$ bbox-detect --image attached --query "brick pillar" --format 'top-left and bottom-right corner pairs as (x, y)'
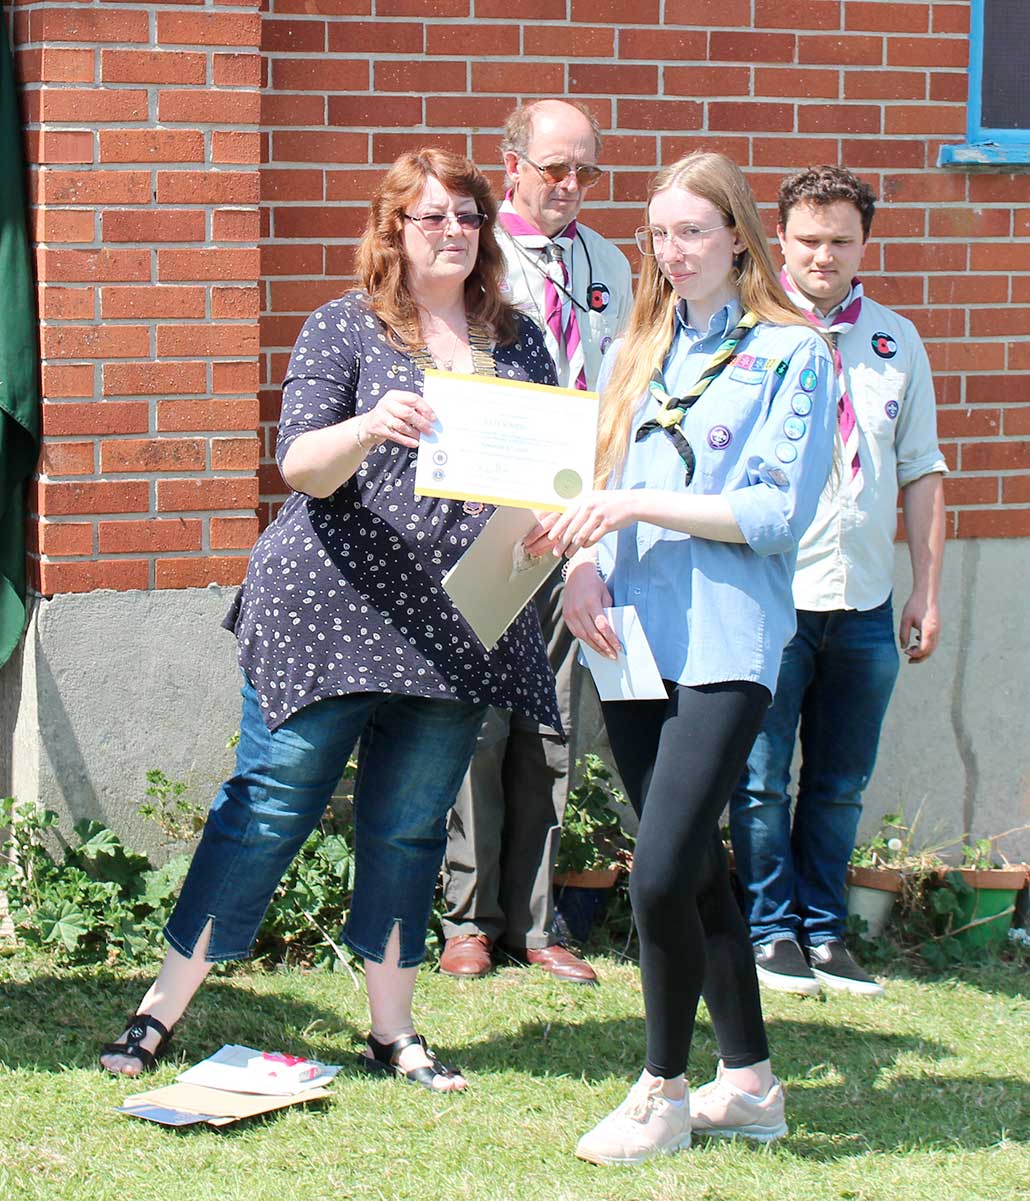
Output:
(15, 0), (263, 594)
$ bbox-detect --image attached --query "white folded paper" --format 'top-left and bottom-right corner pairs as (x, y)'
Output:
(442, 506), (557, 650)
(580, 606), (667, 701)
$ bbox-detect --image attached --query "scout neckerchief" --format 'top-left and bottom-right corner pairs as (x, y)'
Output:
(635, 308), (760, 483)
(498, 199), (588, 391)
(781, 268), (863, 493)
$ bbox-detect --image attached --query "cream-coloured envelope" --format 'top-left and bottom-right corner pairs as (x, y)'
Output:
(442, 506), (557, 650)
(415, 370), (598, 511)
(580, 606), (667, 701)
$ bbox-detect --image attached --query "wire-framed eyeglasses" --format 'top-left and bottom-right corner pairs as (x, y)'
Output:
(635, 223), (728, 256)
(523, 157), (604, 188)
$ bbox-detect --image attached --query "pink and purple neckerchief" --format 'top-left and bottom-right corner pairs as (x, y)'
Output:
(780, 268), (863, 494)
(498, 202), (587, 390)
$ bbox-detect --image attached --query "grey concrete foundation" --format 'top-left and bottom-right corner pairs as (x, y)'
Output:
(867, 536), (1030, 863)
(0, 536), (1028, 864)
(0, 586), (241, 862)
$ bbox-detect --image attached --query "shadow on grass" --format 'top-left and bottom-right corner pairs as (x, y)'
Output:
(460, 1012), (1028, 1155)
(0, 969), (359, 1074)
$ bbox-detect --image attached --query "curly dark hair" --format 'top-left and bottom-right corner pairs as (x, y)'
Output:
(777, 166), (877, 240)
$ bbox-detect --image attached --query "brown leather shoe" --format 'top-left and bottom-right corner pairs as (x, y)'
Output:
(518, 944), (599, 985)
(440, 934), (494, 978)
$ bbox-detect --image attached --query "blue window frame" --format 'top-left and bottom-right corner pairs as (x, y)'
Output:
(939, 0), (1030, 167)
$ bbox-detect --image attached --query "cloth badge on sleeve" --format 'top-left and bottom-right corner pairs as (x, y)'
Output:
(588, 283), (611, 312)
(775, 442), (798, 463)
(885, 399), (899, 419)
(707, 424), (732, 450)
(783, 416), (806, 440)
(872, 331), (897, 359)
(791, 393), (813, 417)
(799, 368), (818, 392)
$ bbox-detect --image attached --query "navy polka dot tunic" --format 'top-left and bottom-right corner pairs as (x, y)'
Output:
(225, 291), (562, 734)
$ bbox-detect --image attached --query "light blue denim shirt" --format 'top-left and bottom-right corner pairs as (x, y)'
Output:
(596, 300), (836, 695)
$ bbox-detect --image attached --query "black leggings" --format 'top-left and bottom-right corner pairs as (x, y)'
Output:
(603, 681), (771, 1079)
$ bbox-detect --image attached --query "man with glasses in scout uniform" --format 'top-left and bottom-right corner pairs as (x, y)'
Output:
(440, 99), (633, 984)
(730, 165), (947, 998)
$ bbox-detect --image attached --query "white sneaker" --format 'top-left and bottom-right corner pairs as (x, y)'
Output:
(689, 1063), (788, 1143)
(576, 1075), (692, 1166)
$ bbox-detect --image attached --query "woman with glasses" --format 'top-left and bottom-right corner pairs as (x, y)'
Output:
(100, 149), (560, 1093)
(530, 151), (837, 1163)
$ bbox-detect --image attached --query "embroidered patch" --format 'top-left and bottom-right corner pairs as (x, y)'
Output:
(783, 416), (807, 441)
(775, 442), (798, 464)
(872, 331), (898, 359)
(707, 424), (732, 450)
(799, 368), (818, 392)
(885, 399), (900, 419)
(791, 393), (813, 417)
(588, 282), (611, 312)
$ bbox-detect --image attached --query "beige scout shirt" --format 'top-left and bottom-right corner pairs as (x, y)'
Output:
(497, 199), (633, 391)
(792, 286), (948, 613)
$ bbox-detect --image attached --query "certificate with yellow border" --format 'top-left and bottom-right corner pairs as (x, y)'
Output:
(414, 370), (599, 511)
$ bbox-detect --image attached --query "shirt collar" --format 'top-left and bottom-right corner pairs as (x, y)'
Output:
(499, 196), (576, 249)
(674, 297), (742, 341)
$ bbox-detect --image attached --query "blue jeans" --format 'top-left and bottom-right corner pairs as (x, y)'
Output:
(165, 677), (487, 968)
(730, 599), (900, 947)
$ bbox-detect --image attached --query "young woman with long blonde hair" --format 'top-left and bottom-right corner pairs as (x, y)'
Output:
(532, 151), (837, 1164)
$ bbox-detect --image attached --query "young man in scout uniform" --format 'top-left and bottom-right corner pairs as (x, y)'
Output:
(731, 165), (947, 997)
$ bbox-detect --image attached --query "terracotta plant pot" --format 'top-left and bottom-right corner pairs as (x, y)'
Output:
(554, 867), (621, 890)
(553, 866), (621, 941)
(846, 866), (904, 937)
(847, 865), (904, 893)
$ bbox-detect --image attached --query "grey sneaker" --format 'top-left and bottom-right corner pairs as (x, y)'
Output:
(754, 938), (822, 996)
(807, 940), (885, 996)
(689, 1063), (788, 1143)
(575, 1075), (692, 1166)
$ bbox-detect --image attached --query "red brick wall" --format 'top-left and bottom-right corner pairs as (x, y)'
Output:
(13, 0), (1030, 595)
(14, 0), (263, 593)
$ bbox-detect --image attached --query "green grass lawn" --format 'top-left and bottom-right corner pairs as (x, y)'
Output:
(0, 951), (1027, 1201)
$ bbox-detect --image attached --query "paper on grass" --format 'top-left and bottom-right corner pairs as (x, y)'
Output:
(119, 1081), (331, 1128)
(176, 1044), (340, 1096)
(442, 506), (557, 650)
(580, 606), (667, 701)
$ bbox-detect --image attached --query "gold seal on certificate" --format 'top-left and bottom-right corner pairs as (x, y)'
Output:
(552, 468), (583, 500)
(414, 370), (598, 511)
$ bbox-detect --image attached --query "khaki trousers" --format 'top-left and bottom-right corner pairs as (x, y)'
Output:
(441, 565), (584, 949)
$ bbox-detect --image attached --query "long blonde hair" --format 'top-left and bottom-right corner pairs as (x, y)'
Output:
(596, 151), (817, 487)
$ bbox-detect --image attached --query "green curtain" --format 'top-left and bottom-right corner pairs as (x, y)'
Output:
(0, 18), (41, 669)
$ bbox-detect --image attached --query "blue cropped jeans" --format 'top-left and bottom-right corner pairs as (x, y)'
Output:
(730, 598), (900, 948)
(165, 676), (486, 968)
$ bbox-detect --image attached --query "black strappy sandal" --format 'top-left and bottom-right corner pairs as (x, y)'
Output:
(359, 1032), (465, 1092)
(100, 1013), (174, 1074)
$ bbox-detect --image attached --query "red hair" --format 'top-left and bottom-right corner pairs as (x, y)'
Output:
(355, 148), (517, 348)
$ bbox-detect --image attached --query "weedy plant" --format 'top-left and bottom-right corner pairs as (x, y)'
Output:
(555, 754), (634, 876)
